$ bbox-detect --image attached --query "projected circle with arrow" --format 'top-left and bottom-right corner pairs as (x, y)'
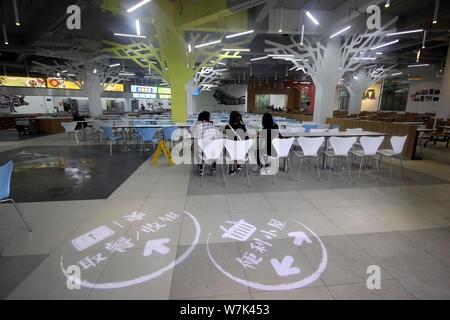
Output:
(60, 211), (200, 289)
(206, 216), (327, 291)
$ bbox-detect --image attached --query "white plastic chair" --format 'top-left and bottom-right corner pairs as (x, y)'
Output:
(377, 136), (407, 178)
(346, 127), (364, 148)
(324, 136), (357, 180)
(198, 139), (225, 186)
(61, 122), (79, 144)
(295, 137), (325, 181)
(224, 139), (254, 187)
(265, 138), (295, 184)
(351, 136), (384, 182)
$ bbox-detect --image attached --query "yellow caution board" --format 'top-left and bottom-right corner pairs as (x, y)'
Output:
(151, 141), (174, 166)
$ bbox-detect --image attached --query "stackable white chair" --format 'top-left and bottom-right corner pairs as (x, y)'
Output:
(61, 122), (79, 144)
(264, 137), (295, 184)
(350, 136), (385, 182)
(377, 135), (408, 178)
(324, 136), (357, 180)
(346, 128), (364, 149)
(295, 137), (325, 181)
(224, 139), (254, 187)
(198, 139), (225, 186)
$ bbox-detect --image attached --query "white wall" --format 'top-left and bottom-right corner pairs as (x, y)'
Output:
(269, 94), (288, 110)
(193, 85), (247, 114)
(406, 79), (442, 114)
(361, 82), (381, 112)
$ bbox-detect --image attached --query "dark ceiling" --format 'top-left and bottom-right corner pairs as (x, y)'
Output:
(0, 0), (449, 82)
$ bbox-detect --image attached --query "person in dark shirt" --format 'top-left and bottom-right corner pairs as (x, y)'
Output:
(255, 113), (281, 172)
(224, 111), (248, 175)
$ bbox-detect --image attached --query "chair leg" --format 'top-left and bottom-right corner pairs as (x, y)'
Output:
(347, 157), (352, 179)
(328, 157), (334, 180)
(358, 157), (364, 183)
(375, 156), (380, 179)
(297, 157), (304, 181)
(246, 162), (251, 187)
(200, 162), (206, 187)
(9, 199), (32, 232)
(400, 155), (405, 178)
(316, 157), (321, 181)
(221, 163), (226, 188)
(75, 132), (79, 144)
(288, 157), (293, 182)
(109, 141), (113, 156)
(389, 157), (394, 177)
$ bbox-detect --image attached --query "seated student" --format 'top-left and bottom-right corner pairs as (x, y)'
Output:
(224, 111), (248, 175)
(192, 111), (221, 176)
(254, 113), (280, 173)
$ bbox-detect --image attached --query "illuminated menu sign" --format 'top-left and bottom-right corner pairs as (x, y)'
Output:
(104, 83), (124, 92)
(0, 76), (46, 88)
(132, 93), (157, 99)
(157, 87), (171, 95)
(47, 78), (82, 90)
(159, 94), (172, 100)
(131, 85), (157, 94)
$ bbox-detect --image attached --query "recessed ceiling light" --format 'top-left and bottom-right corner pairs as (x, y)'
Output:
(127, 0), (151, 13)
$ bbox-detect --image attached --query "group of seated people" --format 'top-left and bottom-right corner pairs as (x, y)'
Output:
(192, 110), (280, 176)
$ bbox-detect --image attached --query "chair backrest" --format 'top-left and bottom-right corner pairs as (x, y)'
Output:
(329, 136), (357, 156)
(162, 126), (178, 141)
(302, 124), (318, 133)
(0, 160), (13, 200)
(346, 128), (363, 134)
(360, 136), (384, 155)
(101, 126), (115, 139)
(298, 137), (325, 156)
(272, 138), (295, 158)
(310, 128), (328, 133)
(137, 128), (158, 141)
(61, 122), (77, 132)
(224, 139), (253, 161)
(391, 135), (407, 155)
(198, 139), (224, 161)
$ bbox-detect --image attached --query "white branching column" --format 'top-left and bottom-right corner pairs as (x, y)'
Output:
(437, 45), (450, 119)
(85, 63), (103, 117)
(265, 18), (397, 123)
(345, 65), (395, 115)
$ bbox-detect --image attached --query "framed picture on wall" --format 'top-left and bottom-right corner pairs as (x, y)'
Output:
(429, 89), (434, 95)
(414, 97), (420, 102)
(433, 97), (439, 102)
(421, 90), (428, 95)
(420, 96), (425, 101)
(425, 96), (433, 101)
(435, 90), (440, 95)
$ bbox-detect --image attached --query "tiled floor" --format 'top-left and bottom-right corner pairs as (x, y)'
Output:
(0, 132), (450, 300)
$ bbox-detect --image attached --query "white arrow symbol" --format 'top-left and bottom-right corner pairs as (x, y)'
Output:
(143, 238), (171, 257)
(288, 231), (312, 247)
(270, 256), (301, 277)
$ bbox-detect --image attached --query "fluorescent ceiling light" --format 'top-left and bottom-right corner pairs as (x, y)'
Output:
(360, 57), (377, 60)
(300, 81), (311, 84)
(188, 44), (192, 52)
(375, 52), (383, 55)
(119, 72), (136, 76)
(353, 76), (359, 80)
(135, 19), (141, 36)
(391, 72), (403, 76)
(433, 0), (439, 24)
(370, 39), (399, 50)
(268, 54), (295, 57)
(195, 40), (221, 48)
(289, 66), (297, 71)
(225, 30), (254, 39)
(407, 64), (430, 67)
(62, 70), (68, 73)
(330, 26), (351, 39)
(386, 29), (423, 36)
(250, 56), (269, 61)
(127, 0), (151, 13)
(305, 11), (319, 25)
(214, 68), (228, 72)
(222, 48), (250, 52)
(114, 33), (146, 38)
(13, 0), (20, 26)
(93, 69), (97, 74)
(385, 0), (390, 8)
(109, 63), (121, 67)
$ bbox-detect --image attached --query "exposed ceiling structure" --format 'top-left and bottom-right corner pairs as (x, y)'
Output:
(0, 0), (449, 85)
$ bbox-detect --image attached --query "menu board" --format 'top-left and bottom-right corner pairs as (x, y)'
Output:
(159, 94), (172, 100)
(131, 85), (157, 94)
(47, 78), (82, 90)
(157, 87), (171, 95)
(132, 93), (157, 99)
(104, 83), (124, 92)
(0, 76), (46, 88)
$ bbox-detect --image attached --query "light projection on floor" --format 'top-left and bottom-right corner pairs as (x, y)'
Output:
(207, 217), (328, 291)
(60, 210), (200, 289)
